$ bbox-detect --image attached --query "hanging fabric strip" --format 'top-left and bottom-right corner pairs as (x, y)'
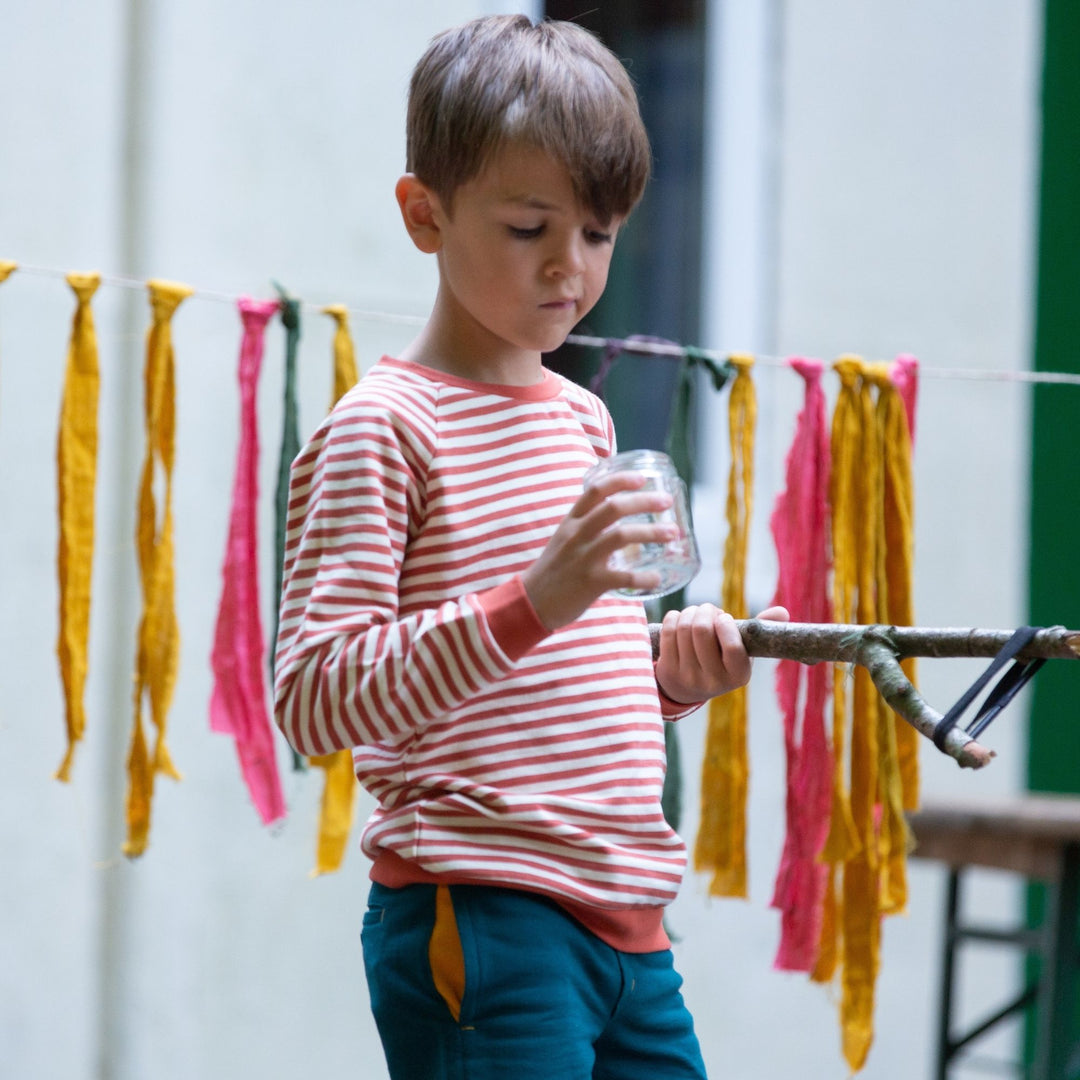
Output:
(590, 334), (687, 400)
(768, 358), (833, 971)
(694, 353), (756, 898)
(588, 338), (628, 398)
(838, 356), (885, 1073)
(124, 279), (193, 857)
(666, 346), (733, 492)
(270, 286), (301, 770)
(888, 354), (920, 809)
(306, 303), (362, 876)
(891, 353), (919, 444)
(322, 303), (359, 408)
(867, 365), (907, 921)
(54, 271), (102, 782)
(0, 262), (15, 402)
(870, 360), (919, 920)
(658, 343), (729, 839)
(812, 357), (863, 987)
(209, 297), (286, 826)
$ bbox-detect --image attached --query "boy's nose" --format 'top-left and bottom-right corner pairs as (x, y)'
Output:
(546, 235), (586, 278)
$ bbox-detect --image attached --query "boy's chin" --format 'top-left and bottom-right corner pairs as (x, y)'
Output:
(532, 325), (578, 355)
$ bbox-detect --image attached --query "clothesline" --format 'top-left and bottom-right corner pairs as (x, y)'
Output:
(7, 258), (1080, 386)
(14, 252), (1036, 1074)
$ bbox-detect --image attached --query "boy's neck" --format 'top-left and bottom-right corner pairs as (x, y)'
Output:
(400, 293), (547, 388)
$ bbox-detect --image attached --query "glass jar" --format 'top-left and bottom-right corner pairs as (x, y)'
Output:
(583, 449), (701, 600)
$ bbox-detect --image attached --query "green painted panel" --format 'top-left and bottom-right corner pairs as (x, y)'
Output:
(1026, 0), (1080, 1069)
(1029, 0), (1080, 795)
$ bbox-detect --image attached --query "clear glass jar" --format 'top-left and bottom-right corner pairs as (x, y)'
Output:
(583, 449), (701, 600)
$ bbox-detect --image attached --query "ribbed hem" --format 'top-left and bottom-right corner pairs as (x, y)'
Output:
(475, 575), (551, 662)
(557, 896), (670, 953)
(370, 851), (670, 954)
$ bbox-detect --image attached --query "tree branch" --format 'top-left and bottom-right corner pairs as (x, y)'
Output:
(649, 621), (1080, 770)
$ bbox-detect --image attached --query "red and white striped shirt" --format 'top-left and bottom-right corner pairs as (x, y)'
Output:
(274, 357), (691, 946)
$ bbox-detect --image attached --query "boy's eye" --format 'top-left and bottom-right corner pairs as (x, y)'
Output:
(508, 225), (544, 239)
(586, 229), (614, 245)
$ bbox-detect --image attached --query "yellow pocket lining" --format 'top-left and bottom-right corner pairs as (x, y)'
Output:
(428, 885), (466, 1022)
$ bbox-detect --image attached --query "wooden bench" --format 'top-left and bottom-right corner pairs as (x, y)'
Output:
(909, 795), (1080, 1079)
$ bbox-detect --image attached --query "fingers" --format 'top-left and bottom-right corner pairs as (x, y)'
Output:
(576, 470), (672, 523)
(754, 604), (790, 623)
(661, 604), (729, 675)
(522, 472), (677, 629)
(574, 472), (678, 587)
(656, 604), (753, 701)
(676, 605), (722, 668)
(713, 609), (751, 686)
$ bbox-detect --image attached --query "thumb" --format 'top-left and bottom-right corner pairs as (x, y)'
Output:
(754, 605), (790, 623)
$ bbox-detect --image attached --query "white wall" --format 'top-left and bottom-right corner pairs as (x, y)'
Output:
(0, 1), (1042, 1078)
(689, 1), (1042, 1077)
(0, 3), (522, 1078)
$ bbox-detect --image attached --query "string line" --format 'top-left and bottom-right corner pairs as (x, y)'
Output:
(7, 260), (1080, 387)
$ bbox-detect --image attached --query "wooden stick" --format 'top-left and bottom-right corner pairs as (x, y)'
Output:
(648, 621), (1080, 771)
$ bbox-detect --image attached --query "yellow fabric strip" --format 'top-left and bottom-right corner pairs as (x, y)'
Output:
(54, 271), (102, 782)
(875, 366), (920, 811)
(819, 357), (918, 1072)
(323, 303), (360, 408)
(0, 261), (16, 283)
(867, 365), (916, 919)
(840, 360), (883, 1073)
(695, 354), (755, 898)
(812, 357), (863, 986)
(124, 279), (193, 858)
(308, 304), (362, 876)
(307, 749), (358, 876)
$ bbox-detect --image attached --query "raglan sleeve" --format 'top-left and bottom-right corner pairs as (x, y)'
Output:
(272, 399), (551, 757)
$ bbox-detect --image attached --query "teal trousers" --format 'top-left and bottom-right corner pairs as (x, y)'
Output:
(361, 881), (708, 1080)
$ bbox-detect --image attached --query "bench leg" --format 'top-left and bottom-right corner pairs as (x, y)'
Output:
(935, 867), (961, 1080)
(1033, 843), (1080, 1080)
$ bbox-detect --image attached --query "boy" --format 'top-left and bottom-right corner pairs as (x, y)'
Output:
(274, 14), (785, 1079)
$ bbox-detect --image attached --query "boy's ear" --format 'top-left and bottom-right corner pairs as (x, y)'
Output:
(395, 174), (443, 254)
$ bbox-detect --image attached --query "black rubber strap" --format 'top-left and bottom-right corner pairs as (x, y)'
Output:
(932, 626), (1046, 751)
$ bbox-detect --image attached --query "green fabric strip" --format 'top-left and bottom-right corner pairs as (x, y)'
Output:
(664, 347), (733, 492)
(659, 348), (734, 835)
(272, 284), (303, 770)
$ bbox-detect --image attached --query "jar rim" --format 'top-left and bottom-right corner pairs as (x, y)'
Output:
(588, 448), (676, 472)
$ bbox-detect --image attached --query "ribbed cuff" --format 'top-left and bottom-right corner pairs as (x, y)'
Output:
(475, 575), (551, 662)
(655, 672), (705, 720)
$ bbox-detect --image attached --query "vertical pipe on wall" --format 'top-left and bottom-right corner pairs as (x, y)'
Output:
(696, 0), (782, 603)
(95, 0), (152, 1076)
(700, 0), (782, 359)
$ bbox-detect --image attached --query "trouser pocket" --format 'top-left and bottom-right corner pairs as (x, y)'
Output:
(428, 884), (467, 1022)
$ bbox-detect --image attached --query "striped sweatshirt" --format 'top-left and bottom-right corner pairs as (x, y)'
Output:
(273, 357), (693, 949)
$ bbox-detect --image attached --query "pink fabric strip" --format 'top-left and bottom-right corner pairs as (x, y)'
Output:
(891, 353), (919, 442)
(209, 297), (286, 825)
(768, 357), (834, 972)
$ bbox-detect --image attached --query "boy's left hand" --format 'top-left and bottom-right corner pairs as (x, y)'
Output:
(654, 603), (789, 705)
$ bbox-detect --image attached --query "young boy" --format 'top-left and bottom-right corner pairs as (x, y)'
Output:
(274, 15), (784, 1079)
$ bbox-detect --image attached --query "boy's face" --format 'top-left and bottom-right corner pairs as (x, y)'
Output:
(429, 143), (622, 367)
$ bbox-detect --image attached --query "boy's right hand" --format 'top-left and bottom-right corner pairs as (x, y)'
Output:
(521, 472), (678, 631)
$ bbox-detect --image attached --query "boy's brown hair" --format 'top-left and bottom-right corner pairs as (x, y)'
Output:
(406, 14), (651, 224)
